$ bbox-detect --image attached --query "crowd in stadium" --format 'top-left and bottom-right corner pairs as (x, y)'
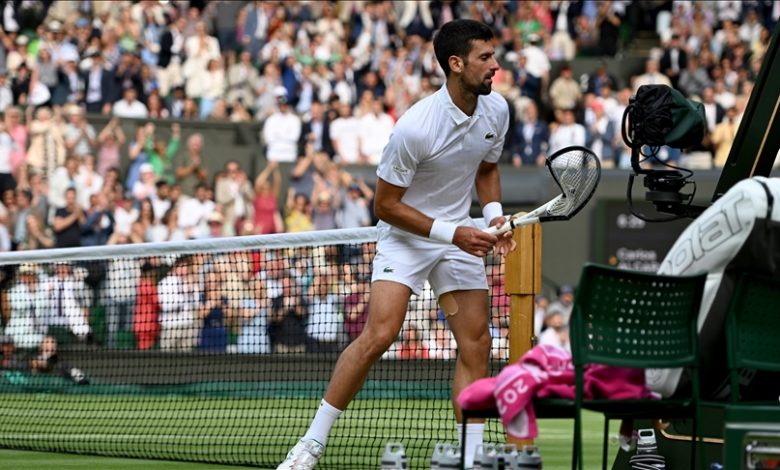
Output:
(0, 0), (777, 354)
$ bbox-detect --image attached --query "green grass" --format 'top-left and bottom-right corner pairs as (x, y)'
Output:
(0, 393), (613, 469)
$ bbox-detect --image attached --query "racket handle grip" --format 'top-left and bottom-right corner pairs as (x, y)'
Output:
(484, 221), (512, 236)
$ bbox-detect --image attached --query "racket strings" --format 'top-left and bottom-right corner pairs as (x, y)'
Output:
(547, 150), (600, 217)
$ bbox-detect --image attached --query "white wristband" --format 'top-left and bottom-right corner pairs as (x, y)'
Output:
(482, 202), (503, 225)
(429, 219), (457, 243)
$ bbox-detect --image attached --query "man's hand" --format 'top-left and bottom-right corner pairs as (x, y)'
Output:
(488, 216), (517, 256)
(452, 226), (499, 258)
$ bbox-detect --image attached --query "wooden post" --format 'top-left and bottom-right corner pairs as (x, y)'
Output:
(503, 223), (542, 447)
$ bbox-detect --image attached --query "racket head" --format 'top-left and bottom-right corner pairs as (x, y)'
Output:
(541, 146), (601, 221)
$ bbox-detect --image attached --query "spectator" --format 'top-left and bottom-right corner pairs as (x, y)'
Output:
(548, 63), (581, 112)
(145, 122), (180, 184)
(632, 58), (672, 93)
(6, 264), (47, 349)
(596, 0), (621, 57)
(75, 155), (104, 209)
(196, 58), (227, 119)
(112, 86), (149, 119)
(587, 62), (619, 95)
(27, 107), (66, 179)
(343, 276), (370, 343)
(95, 118), (126, 177)
(174, 133), (209, 195)
(198, 271), (229, 351)
(226, 50), (259, 108)
(133, 262), (160, 350)
(204, 210), (226, 238)
(16, 213), (54, 251)
(357, 98), (394, 166)
(678, 56), (713, 98)
(151, 181), (171, 225)
(101, 256), (140, 349)
(237, 276), (271, 354)
(251, 160), (283, 235)
(215, 160), (254, 237)
(330, 101), (362, 164)
(268, 277), (307, 353)
(132, 163), (157, 203)
(52, 187), (83, 248)
(80, 192), (113, 246)
(0, 70), (13, 112)
(548, 284), (575, 326)
(177, 183), (214, 239)
(537, 305), (570, 352)
(338, 178), (373, 229)
(660, 34), (688, 89)
(712, 106), (740, 167)
(5, 108), (27, 184)
(158, 256), (199, 351)
(262, 86), (301, 163)
(82, 52), (115, 114)
(511, 101), (549, 167)
(549, 108), (586, 155)
(586, 100), (617, 168)
(113, 193), (138, 237)
(157, 15), (186, 98)
(11, 189), (32, 247)
(299, 100), (332, 155)
(0, 116), (14, 195)
(311, 191), (338, 231)
(43, 263), (91, 343)
(284, 189), (314, 233)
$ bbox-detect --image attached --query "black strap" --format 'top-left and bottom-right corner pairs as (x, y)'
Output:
(755, 179), (775, 221)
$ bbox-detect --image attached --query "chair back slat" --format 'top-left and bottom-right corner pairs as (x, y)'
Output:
(571, 264), (706, 369)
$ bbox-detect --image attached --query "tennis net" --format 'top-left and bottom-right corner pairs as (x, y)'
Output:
(0, 227), (510, 469)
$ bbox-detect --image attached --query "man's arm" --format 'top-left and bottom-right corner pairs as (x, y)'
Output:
(374, 178), (497, 257)
(475, 161), (515, 256)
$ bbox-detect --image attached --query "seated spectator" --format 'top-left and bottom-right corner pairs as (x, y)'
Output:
(548, 64), (581, 111)
(0, 335), (23, 371)
(80, 192), (114, 246)
(537, 305), (570, 352)
(75, 155), (104, 209)
(6, 264), (47, 349)
(132, 163), (158, 202)
(357, 98), (394, 165)
(549, 108), (586, 155)
(337, 178), (373, 228)
(113, 86), (149, 119)
(198, 272), (229, 352)
(158, 256), (200, 351)
(268, 277), (307, 354)
(511, 101), (549, 167)
(585, 100), (617, 168)
(43, 263), (91, 344)
(305, 266), (342, 353)
(27, 107), (66, 178)
(237, 277), (271, 354)
(64, 106), (96, 159)
(632, 58), (671, 93)
(134, 262), (160, 350)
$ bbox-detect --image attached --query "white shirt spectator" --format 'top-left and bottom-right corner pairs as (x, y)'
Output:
(113, 98), (149, 119)
(177, 197), (215, 236)
(0, 81), (12, 112)
(0, 130), (12, 174)
(113, 203), (138, 236)
(6, 277), (47, 348)
(522, 44), (551, 79)
(262, 108), (301, 163)
(358, 109), (394, 165)
(330, 114), (361, 164)
(549, 122), (586, 155)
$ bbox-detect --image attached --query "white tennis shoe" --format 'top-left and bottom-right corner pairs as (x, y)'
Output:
(276, 438), (325, 470)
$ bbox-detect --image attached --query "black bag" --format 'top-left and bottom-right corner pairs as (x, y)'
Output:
(630, 85), (706, 149)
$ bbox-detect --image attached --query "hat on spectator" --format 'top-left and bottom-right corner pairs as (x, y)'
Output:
(207, 211), (224, 224)
(15, 35), (28, 46)
(47, 20), (63, 32)
(273, 86), (288, 103)
(527, 33), (541, 44)
(590, 100), (605, 113)
(139, 163), (154, 174)
(76, 18), (90, 29)
(545, 304), (565, 319)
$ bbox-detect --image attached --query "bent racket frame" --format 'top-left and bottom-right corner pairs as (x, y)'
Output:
(486, 146), (601, 235)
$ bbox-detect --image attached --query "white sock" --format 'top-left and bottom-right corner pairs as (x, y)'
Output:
(457, 423), (485, 468)
(303, 399), (343, 446)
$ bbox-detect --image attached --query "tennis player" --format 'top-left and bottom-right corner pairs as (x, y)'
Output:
(278, 19), (513, 469)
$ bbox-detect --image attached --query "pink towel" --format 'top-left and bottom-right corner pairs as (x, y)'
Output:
(457, 345), (653, 439)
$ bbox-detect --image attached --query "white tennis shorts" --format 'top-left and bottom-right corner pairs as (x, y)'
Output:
(371, 226), (488, 296)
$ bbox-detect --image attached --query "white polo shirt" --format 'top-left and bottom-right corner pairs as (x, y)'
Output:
(376, 85), (509, 236)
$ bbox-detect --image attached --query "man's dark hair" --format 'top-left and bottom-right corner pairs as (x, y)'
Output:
(433, 20), (494, 77)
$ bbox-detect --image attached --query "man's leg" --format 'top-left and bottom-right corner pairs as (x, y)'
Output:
(445, 289), (492, 467)
(278, 281), (411, 469)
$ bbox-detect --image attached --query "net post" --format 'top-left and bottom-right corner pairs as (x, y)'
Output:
(504, 223), (542, 447)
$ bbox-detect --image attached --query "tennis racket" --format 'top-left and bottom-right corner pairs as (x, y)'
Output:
(485, 146), (601, 236)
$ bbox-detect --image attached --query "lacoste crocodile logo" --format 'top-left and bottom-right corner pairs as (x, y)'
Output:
(484, 132), (496, 140)
(383, 267), (394, 273)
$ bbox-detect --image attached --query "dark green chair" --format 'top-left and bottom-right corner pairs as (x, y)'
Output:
(460, 263), (707, 470)
(725, 273), (780, 403)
